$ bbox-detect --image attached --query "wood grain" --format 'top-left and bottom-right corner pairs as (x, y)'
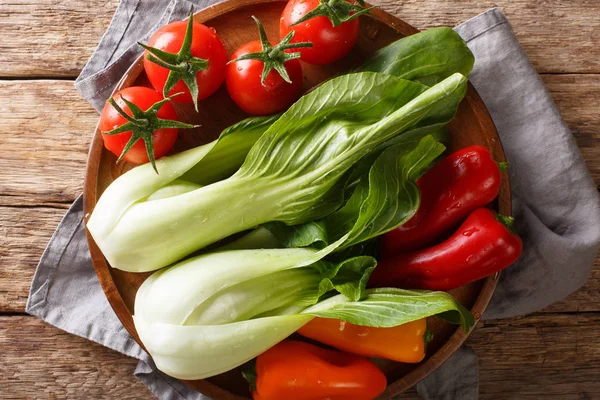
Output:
(0, 206), (66, 313)
(541, 74), (600, 189)
(0, 316), (150, 399)
(373, 0), (600, 75)
(473, 313), (600, 399)
(0, 0), (118, 77)
(2, 314), (599, 399)
(0, 80), (95, 207)
(2, 0), (600, 77)
(2, 204), (599, 315)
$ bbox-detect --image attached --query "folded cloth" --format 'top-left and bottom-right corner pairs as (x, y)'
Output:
(27, 2), (600, 399)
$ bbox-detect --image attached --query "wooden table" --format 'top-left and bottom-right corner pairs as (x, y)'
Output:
(0, 1), (598, 398)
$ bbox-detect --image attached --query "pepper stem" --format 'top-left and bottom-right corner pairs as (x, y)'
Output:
(229, 16), (312, 86)
(291, 0), (373, 28)
(497, 161), (509, 173)
(424, 329), (434, 347)
(138, 12), (209, 112)
(242, 360), (257, 392)
(102, 92), (199, 174)
(494, 211), (517, 235)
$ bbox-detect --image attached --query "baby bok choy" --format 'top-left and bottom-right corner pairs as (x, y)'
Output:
(133, 247), (474, 380)
(88, 72), (468, 272)
(133, 136), (474, 380)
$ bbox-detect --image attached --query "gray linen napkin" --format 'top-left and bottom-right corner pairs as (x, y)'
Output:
(27, 2), (600, 399)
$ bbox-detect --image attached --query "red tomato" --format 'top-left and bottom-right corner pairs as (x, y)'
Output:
(280, 0), (360, 65)
(99, 87), (178, 165)
(144, 20), (227, 104)
(226, 40), (304, 115)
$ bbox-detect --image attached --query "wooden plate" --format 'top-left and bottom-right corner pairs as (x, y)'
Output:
(84, 0), (510, 398)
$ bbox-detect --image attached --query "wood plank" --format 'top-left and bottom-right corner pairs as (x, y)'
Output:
(2, 314), (598, 399)
(0, 80), (95, 206)
(1, 1), (600, 77)
(0, 206), (66, 313)
(0, 316), (149, 399)
(472, 313), (600, 399)
(0, 0), (118, 77)
(541, 74), (600, 188)
(2, 201), (598, 314)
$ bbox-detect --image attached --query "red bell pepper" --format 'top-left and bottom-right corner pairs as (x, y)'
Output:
(370, 208), (523, 291)
(250, 340), (387, 400)
(380, 145), (506, 256)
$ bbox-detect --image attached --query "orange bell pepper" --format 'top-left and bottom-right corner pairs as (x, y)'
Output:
(252, 340), (386, 400)
(297, 317), (428, 363)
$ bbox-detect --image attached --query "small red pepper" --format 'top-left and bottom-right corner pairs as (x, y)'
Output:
(251, 340), (387, 400)
(380, 145), (506, 256)
(370, 208), (523, 291)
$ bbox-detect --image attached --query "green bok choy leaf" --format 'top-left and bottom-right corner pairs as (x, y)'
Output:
(264, 135), (446, 252)
(358, 26), (474, 86)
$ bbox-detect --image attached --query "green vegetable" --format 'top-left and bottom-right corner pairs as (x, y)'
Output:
(86, 114), (276, 268)
(303, 288), (474, 329)
(133, 248), (474, 380)
(264, 135), (446, 252)
(359, 27), (474, 86)
(88, 72), (467, 272)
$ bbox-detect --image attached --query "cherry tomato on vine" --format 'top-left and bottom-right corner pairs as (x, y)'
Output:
(226, 16), (311, 115)
(140, 12), (227, 111)
(280, 0), (371, 65)
(99, 86), (196, 172)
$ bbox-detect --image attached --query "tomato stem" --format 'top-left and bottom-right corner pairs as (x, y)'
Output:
(102, 93), (199, 174)
(291, 0), (372, 28)
(229, 16), (312, 86)
(137, 12), (209, 112)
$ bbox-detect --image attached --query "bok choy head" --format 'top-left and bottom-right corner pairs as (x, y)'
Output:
(133, 136), (474, 380)
(88, 72), (468, 272)
(134, 247), (474, 380)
